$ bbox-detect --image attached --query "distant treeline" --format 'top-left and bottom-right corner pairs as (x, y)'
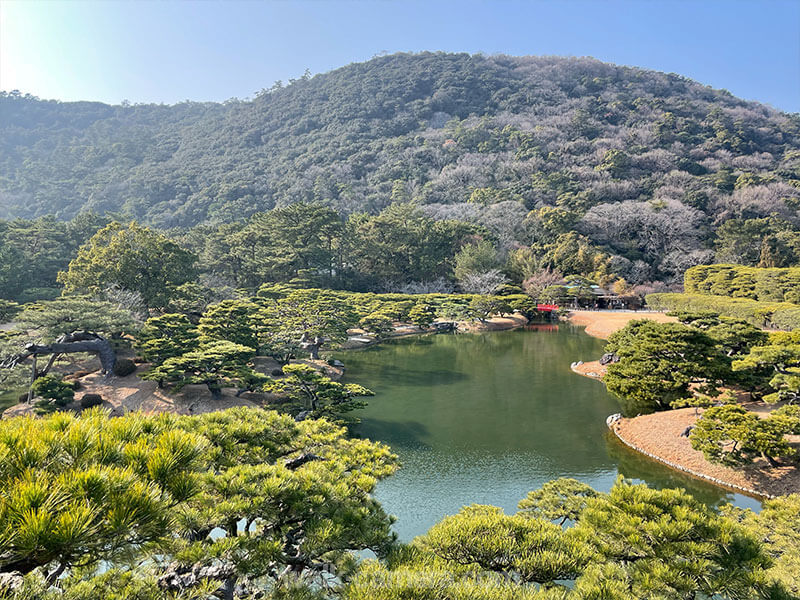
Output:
(0, 203), (651, 305)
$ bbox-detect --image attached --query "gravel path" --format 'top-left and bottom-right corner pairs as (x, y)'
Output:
(568, 310), (677, 339)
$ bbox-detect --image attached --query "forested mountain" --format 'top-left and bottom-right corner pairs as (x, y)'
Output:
(2, 52), (800, 287)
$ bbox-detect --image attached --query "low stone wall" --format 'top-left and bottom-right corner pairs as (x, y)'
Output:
(606, 414), (774, 500)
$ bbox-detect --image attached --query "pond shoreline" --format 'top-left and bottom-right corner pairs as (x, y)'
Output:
(342, 313), (530, 350)
(607, 415), (773, 499)
(566, 310), (798, 499)
(607, 410), (800, 498)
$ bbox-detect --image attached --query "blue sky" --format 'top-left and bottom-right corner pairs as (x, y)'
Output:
(1, 0), (798, 112)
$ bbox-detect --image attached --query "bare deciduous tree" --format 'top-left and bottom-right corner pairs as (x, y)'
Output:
(459, 270), (508, 294)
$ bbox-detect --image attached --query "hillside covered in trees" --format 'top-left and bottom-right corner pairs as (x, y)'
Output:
(2, 52), (800, 288)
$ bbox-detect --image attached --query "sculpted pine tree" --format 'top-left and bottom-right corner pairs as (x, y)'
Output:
(574, 479), (773, 597)
(468, 295), (511, 322)
(16, 297), (139, 341)
(4, 299), (137, 392)
(725, 494), (800, 597)
(0, 409), (208, 587)
(345, 478), (785, 600)
(258, 290), (359, 361)
(517, 477), (599, 525)
(358, 312), (394, 337)
(160, 408), (398, 600)
(733, 331), (800, 404)
(197, 299), (263, 351)
(766, 369), (800, 405)
(604, 321), (732, 412)
(670, 391), (736, 416)
(422, 505), (592, 585)
(346, 562), (543, 600)
(672, 311), (767, 356)
(142, 341), (256, 399)
(136, 313), (200, 366)
(690, 404), (798, 467)
(407, 302), (436, 328)
(265, 363), (372, 418)
(0, 407), (399, 599)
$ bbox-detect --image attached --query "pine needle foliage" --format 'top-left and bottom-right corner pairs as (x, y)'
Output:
(0, 407), (399, 598)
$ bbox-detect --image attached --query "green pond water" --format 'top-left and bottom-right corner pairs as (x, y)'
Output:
(344, 324), (761, 541)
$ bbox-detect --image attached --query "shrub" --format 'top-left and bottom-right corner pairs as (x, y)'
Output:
(358, 312), (395, 336)
(80, 393), (104, 408)
(30, 374), (76, 406)
(408, 302), (436, 328)
(113, 358), (137, 377)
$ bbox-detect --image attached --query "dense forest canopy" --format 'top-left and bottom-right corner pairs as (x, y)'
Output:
(2, 52), (800, 290)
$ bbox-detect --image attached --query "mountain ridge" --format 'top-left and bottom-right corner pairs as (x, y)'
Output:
(1, 53), (798, 280)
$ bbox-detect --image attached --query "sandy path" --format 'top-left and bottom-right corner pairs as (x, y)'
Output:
(611, 408), (800, 497)
(2, 356), (347, 419)
(567, 310), (677, 339)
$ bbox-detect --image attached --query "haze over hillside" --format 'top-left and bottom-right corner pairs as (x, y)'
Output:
(2, 52), (799, 282)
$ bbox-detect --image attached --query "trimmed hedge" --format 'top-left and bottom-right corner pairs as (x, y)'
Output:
(646, 293), (800, 330)
(684, 264), (800, 303)
(255, 284), (545, 322)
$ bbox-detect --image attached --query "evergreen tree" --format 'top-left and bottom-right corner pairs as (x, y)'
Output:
(0, 407), (398, 598)
(0, 409), (208, 585)
(16, 297), (140, 341)
(197, 299), (263, 351)
(517, 478), (599, 525)
(258, 290), (359, 361)
(142, 341), (256, 399)
(58, 222), (197, 309)
(690, 404), (798, 467)
(264, 363), (373, 418)
(136, 313), (200, 366)
(604, 321), (732, 412)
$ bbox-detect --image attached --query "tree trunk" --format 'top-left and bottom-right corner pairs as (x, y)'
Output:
(762, 452), (781, 468)
(219, 576), (236, 600)
(207, 382), (222, 400)
(45, 561), (67, 586)
(41, 352), (61, 377)
(307, 343), (321, 360)
(299, 333), (323, 359)
(27, 355), (37, 403)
